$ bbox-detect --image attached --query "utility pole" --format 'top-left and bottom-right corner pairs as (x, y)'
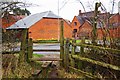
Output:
(111, 0), (115, 14)
(118, 1), (120, 14)
(92, 2), (101, 45)
(58, 0), (60, 41)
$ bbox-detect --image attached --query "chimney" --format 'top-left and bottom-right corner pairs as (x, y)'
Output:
(79, 10), (82, 16)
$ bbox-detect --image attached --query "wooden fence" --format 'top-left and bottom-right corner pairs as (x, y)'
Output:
(63, 38), (120, 79)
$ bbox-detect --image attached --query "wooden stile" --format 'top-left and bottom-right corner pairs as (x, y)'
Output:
(60, 20), (64, 66)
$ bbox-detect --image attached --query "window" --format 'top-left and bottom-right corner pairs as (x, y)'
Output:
(97, 22), (103, 28)
(73, 29), (77, 33)
(74, 22), (77, 26)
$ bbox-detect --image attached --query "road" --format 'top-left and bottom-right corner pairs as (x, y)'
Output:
(13, 43), (81, 55)
(33, 43), (60, 55)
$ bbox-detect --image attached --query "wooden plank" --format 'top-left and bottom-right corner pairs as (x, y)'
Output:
(72, 55), (120, 71)
(32, 62), (52, 77)
(30, 57), (62, 61)
(41, 62), (52, 68)
(33, 49), (60, 52)
(2, 51), (19, 54)
(41, 62), (52, 78)
(32, 70), (42, 76)
(73, 43), (120, 54)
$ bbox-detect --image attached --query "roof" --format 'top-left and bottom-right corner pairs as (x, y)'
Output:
(76, 16), (90, 25)
(7, 11), (62, 29)
(79, 11), (94, 17)
(64, 19), (71, 24)
(76, 16), (85, 25)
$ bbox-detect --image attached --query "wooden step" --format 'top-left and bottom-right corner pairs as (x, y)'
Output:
(41, 62), (52, 68)
(32, 62), (52, 77)
(32, 70), (42, 77)
(30, 57), (62, 61)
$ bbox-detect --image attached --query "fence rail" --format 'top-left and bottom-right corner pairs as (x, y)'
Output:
(72, 54), (120, 71)
(72, 43), (120, 54)
(33, 49), (60, 52)
(69, 66), (98, 78)
(2, 51), (19, 54)
(63, 38), (120, 78)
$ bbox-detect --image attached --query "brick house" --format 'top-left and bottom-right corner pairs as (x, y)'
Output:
(71, 15), (90, 38)
(7, 11), (72, 40)
(71, 10), (93, 39)
(97, 13), (120, 39)
(77, 20), (92, 39)
(109, 13), (120, 38)
(71, 10), (120, 39)
(71, 16), (81, 38)
(1, 12), (25, 29)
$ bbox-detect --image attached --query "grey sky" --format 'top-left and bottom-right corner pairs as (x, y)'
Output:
(26, 0), (119, 21)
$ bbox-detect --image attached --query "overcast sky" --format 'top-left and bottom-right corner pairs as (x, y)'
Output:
(25, 0), (119, 21)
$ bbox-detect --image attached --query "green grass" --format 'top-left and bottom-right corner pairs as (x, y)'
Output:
(66, 39), (81, 44)
(76, 40), (81, 43)
(68, 39), (92, 44)
(33, 40), (59, 43)
(33, 53), (44, 58)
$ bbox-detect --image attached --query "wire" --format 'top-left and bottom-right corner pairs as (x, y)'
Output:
(77, 0), (86, 13)
(59, 0), (70, 11)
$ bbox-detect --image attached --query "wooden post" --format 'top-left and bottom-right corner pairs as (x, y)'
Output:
(77, 37), (85, 69)
(60, 20), (64, 66)
(19, 29), (28, 62)
(80, 37), (85, 54)
(64, 38), (70, 72)
(91, 2), (101, 74)
(27, 38), (33, 62)
(70, 39), (76, 67)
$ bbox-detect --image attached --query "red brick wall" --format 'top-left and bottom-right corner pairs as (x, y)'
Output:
(109, 28), (120, 38)
(97, 28), (105, 40)
(29, 18), (72, 40)
(109, 14), (119, 23)
(96, 27), (120, 40)
(71, 16), (81, 32)
(63, 19), (72, 39)
(2, 15), (25, 28)
(78, 21), (92, 39)
(109, 14), (120, 38)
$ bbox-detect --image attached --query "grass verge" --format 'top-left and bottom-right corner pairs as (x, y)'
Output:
(33, 40), (59, 43)
(33, 53), (44, 58)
